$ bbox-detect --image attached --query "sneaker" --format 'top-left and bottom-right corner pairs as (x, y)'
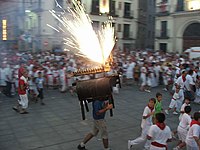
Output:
(144, 89), (151, 93)
(165, 110), (169, 115)
(163, 88), (168, 91)
(173, 147), (179, 150)
(173, 111), (178, 115)
(77, 144), (87, 150)
(128, 140), (132, 150)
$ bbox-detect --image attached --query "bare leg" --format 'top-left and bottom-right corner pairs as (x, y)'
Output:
(82, 133), (94, 144)
(103, 138), (109, 149)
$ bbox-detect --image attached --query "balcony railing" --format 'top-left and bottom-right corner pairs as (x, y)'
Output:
(123, 10), (134, 19)
(156, 2), (170, 16)
(109, 9), (119, 17)
(155, 29), (170, 39)
(123, 31), (134, 40)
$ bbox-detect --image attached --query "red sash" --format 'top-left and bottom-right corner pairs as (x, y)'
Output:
(151, 141), (167, 149)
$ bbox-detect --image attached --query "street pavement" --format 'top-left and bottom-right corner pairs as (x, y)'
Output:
(0, 85), (199, 150)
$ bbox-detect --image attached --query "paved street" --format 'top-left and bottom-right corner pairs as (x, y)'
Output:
(0, 85), (199, 150)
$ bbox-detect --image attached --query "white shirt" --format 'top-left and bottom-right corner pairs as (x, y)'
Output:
(140, 67), (147, 78)
(4, 67), (12, 82)
(176, 76), (185, 89)
(180, 103), (190, 112)
(179, 113), (191, 130)
(141, 106), (154, 129)
(186, 124), (200, 147)
(192, 71), (197, 82)
(148, 125), (172, 145)
(179, 103), (190, 121)
(0, 68), (6, 81)
(185, 75), (195, 91)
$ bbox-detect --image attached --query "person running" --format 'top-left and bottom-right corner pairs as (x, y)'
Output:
(186, 112), (200, 150)
(77, 99), (113, 150)
(147, 113), (172, 150)
(128, 98), (156, 150)
(173, 106), (192, 150)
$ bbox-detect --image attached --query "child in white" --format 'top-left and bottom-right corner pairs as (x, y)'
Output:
(174, 106), (192, 150)
(147, 113), (172, 150)
(179, 98), (190, 121)
(165, 86), (181, 115)
(186, 112), (200, 150)
(128, 98), (156, 150)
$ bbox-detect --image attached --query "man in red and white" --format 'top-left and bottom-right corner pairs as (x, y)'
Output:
(13, 69), (29, 114)
(147, 113), (172, 150)
(174, 106), (192, 150)
(128, 98), (156, 150)
(186, 112), (200, 150)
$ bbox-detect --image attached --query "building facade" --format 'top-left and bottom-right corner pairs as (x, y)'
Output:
(155, 0), (200, 53)
(0, 0), (155, 52)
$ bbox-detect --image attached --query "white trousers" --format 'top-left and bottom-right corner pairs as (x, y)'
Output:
(150, 145), (166, 150)
(129, 126), (151, 149)
(18, 94), (28, 109)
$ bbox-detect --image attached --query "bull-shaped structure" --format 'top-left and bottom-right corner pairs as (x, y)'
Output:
(75, 75), (120, 120)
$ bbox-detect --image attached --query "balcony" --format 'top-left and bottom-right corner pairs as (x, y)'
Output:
(155, 29), (170, 39)
(156, 2), (170, 16)
(123, 10), (134, 19)
(109, 10), (119, 17)
(123, 32), (134, 40)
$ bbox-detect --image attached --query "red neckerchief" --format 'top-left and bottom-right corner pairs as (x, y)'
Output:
(148, 105), (154, 112)
(190, 120), (200, 127)
(156, 123), (166, 130)
(182, 75), (186, 82)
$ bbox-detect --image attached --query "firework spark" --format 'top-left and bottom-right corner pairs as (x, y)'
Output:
(48, 0), (116, 64)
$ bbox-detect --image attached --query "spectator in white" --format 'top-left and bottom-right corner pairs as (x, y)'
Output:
(126, 60), (135, 83)
(192, 67), (199, 83)
(185, 70), (195, 101)
(163, 64), (172, 91)
(140, 63), (148, 91)
(59, 64), (66, 93)
(4, 64), (13, 97)
(0, 63), (7, 93)
(35, 72), (45, 105)
(175, 70), (187, 106)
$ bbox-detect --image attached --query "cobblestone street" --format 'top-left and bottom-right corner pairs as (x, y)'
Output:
(0, 85), (199, 150)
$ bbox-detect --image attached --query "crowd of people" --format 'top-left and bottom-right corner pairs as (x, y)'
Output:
(0, 49), (200, 149)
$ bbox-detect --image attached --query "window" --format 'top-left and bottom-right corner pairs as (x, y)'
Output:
(123, 24), (130, 38)
(118, 24), (121, 32)
(176, 0), (184, 11)
(91, 0), (99, 14)
(124, 2), (132, 18)
(161, 21), (167, 37)
(110, 1), (116, 15)
(118, 2), (122, 10)
(159, 43), (167, 52)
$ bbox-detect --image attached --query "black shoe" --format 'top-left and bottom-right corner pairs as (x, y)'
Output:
(77, 144), (87, 150)
(41, 102), (45, 105)
(12, 106), (19, 112)
(20, 111), (29, 114)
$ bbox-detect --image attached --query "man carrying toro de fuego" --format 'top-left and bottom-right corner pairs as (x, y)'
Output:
(77, 98), (113, 150)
